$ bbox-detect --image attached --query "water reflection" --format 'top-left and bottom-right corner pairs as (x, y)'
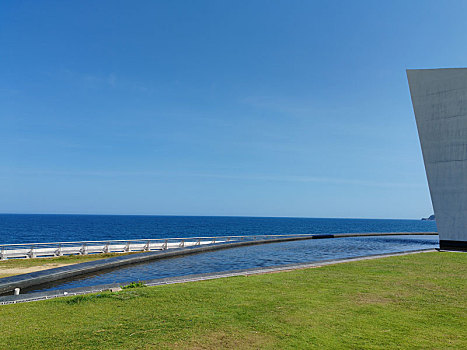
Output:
(30, 235), (438, 293)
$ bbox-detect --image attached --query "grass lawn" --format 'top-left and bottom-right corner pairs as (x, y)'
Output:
(0, 252), (139, 278)
(0, 251), (465, 349)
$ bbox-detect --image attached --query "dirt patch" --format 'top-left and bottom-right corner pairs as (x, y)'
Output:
(170, 330), (273, 350)
(0, 263), (72, 278)
(353, 292), (392, 305)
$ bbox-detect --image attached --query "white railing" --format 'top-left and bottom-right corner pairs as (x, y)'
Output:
(0, 232), (437, 260)
(0, 234), (287, 260)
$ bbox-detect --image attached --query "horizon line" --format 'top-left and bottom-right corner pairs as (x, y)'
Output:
(0, 212), (432, 221)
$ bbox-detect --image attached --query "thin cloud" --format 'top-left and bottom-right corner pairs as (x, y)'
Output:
(58, 68), (153, 93)
(3, 168), (424, 189)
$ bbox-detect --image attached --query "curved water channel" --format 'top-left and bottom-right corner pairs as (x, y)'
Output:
(23, 234), (438, 293)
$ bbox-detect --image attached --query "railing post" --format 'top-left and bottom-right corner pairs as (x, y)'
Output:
(80, 243), (87, 255)
(28, 246), (35, 259)
(162, 240), (168, 250)
(55, 244), (62, 257)
(144, 241), (150, 251)
(124, 241), (130, 252)
(0, 246), (5, 260)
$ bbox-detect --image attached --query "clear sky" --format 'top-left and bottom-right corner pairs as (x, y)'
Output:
(1, 1), (467, 218)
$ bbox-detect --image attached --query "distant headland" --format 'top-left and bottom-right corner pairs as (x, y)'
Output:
(422, 214), (435, 221)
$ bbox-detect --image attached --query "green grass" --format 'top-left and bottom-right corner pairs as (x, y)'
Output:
(0, 251), (465, 349)
(122, 281), (147, 289)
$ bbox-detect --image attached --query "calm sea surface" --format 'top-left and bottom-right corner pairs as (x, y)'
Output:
(0, 214), (437, 244)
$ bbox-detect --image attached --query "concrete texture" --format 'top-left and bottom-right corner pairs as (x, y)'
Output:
(0, 232), (436, 295)
(0, 239), (228, 260)
(407, 68), (467, 251)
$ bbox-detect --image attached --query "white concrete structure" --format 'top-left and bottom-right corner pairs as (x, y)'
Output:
(407, 68), (467, 251)
(0, 237), (232, 260)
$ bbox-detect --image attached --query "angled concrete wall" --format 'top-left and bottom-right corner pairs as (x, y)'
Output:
(407, 68), (467, 251)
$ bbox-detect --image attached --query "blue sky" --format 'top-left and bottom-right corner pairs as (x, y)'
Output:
(1, 1), (467, 218)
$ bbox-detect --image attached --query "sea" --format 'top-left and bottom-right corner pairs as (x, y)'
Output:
(0, 214), (437, 244)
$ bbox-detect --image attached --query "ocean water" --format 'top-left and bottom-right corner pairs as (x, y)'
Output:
(0, 214), (437, 244)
